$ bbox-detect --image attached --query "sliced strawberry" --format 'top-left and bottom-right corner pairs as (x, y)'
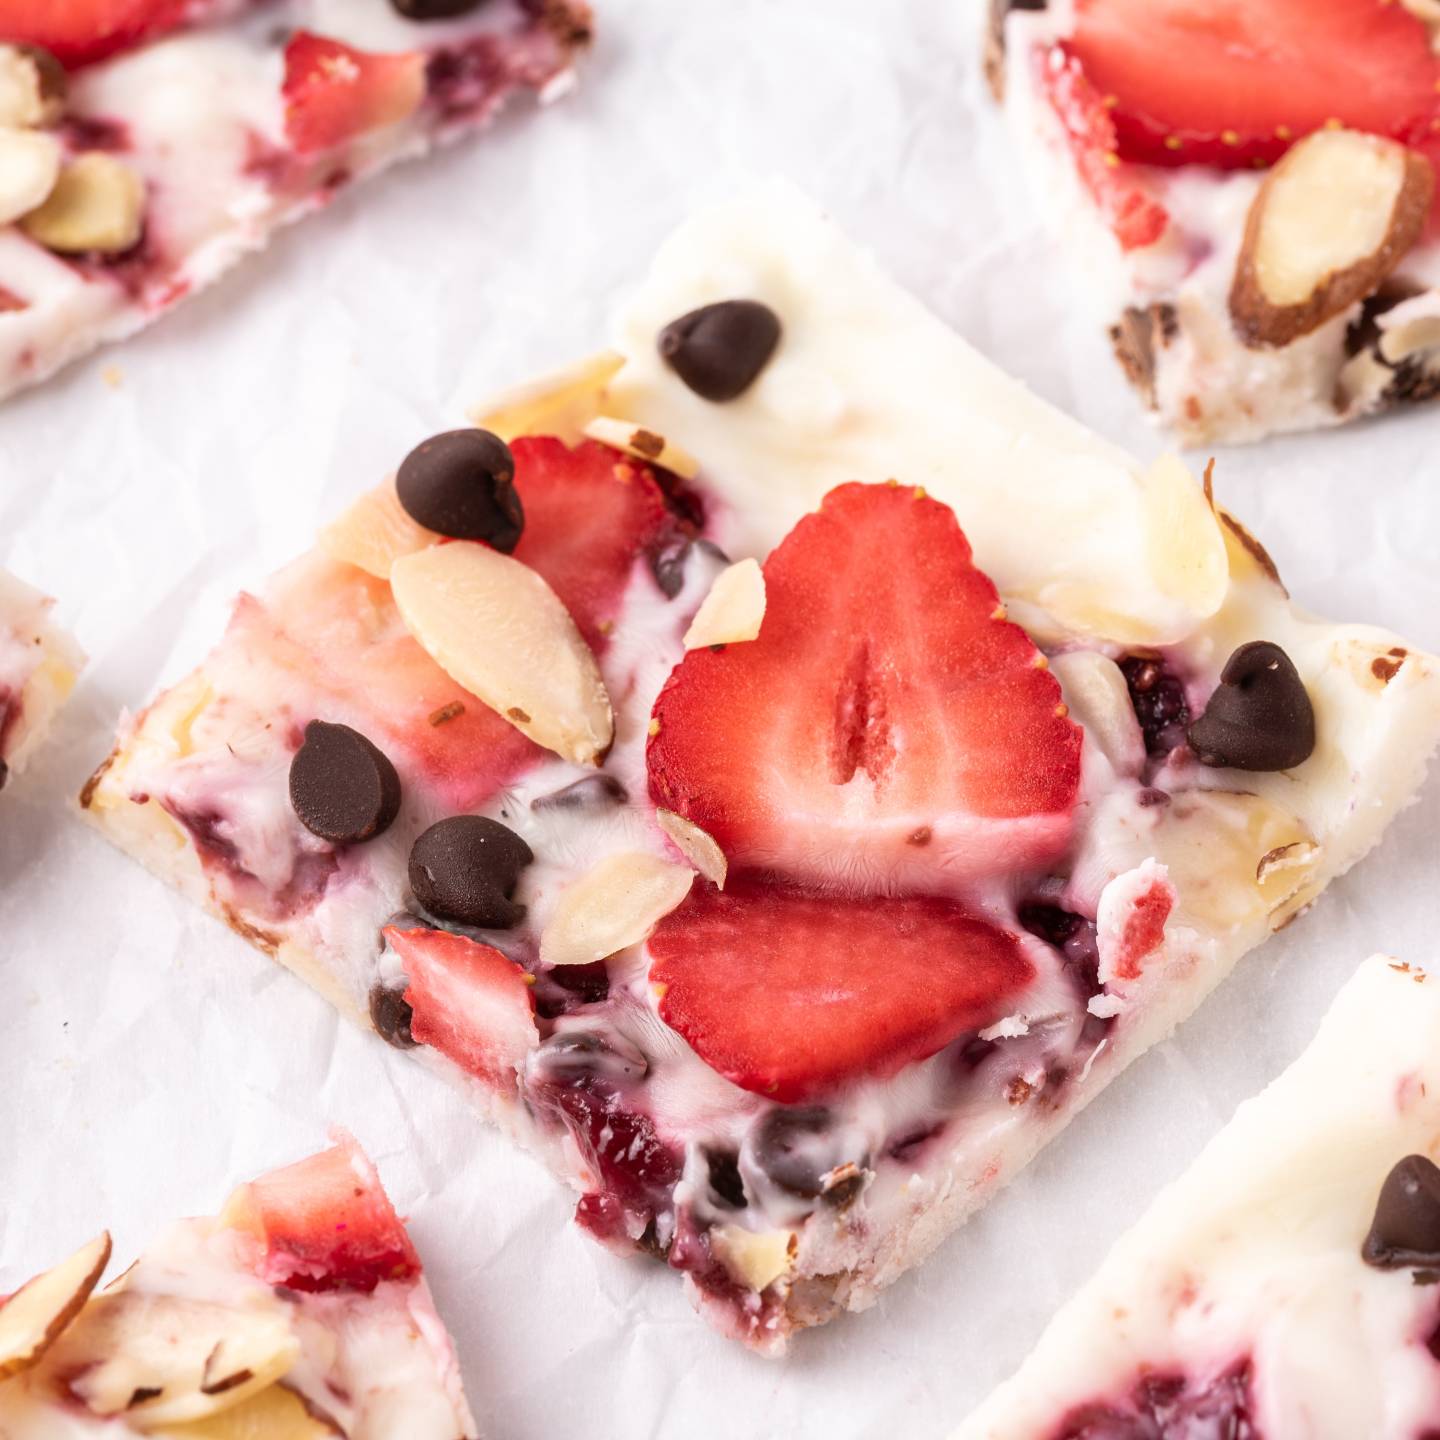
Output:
(0, 0), (189, 68)
(223, 1136), (420, 1294)
(387, 925), (538, 1087)
(1065, 0), (1440, 170)
(511, 438), (680, 650)
(236, 438), (675, 812)
(1038, 46), (1168, 252)
(648, 877), (1034, 1102)
(282, 32), (428, 156)
(647, 482), (1082, 892)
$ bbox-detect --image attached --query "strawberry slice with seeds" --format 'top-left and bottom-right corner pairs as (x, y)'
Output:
(1064, 0), (1440, 170)
(1038, 46), (1169, 252)
(647, 482), (1082, 892)
(387, 926), (538, 1088)
(648, 877), (1035, 1102)
(282, 32), (428, 156)
(223, 1136), (420, 1293)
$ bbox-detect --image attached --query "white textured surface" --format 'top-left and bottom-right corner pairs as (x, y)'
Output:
(2, 3), (1440, 1438)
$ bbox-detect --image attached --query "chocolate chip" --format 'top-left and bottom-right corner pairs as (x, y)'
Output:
(534, 1028), (647, 1084)
(658, 300), (781, 402)
(749, 1106), (840, 1199)
(408, 815), (532, 928)
(1363, 1155), (1440, 1269)
(396, 429), (523, 550)
(388, 0), (487, 16)
(1187, 641), (1315, 771)
(530, 774), (628, 812)
(706, 1150), (747, 1209)
(369, 982), (416, 1049)
(289, 720), (401, 844)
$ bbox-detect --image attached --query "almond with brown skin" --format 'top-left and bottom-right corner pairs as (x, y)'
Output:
(1231, 129), (1434, 349)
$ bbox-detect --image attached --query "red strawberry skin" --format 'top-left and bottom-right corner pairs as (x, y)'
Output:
(647, 482), (1082, 893)
(225, 1137), (421, 1294)
(0, 0), (189, 68)
(388, 926), (538, 1088)
(648, 877), (1035, 1103)
(1038, 47), (1168, 253)
(1065, 0), (1440, 170)
(282, 32), (427, 156)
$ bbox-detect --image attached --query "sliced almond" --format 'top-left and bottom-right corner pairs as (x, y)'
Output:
(1050, 650), (1143, 778)
(655, 808), (727, 888)
(1231, 130), (1434, 348)
(709, 1226), (795, 1294)
(469, 350), (625, 444)
(540, 851), (694, 967)
(318, 477), (438, 579)
(151, 1383), (340, 1439)
(0, 126), (59, 227)
(46, 1291), (300, 1429)
(391, 540), (613, 765)
(0, 1232), (110, 1381)
(583, 415), (699, 479)
(21, 151), (144, 255)
(0, 46), (65, 129)
(682, 558), (766, 649)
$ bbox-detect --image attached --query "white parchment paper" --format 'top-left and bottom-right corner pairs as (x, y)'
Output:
(3, 3), (1440, 1436)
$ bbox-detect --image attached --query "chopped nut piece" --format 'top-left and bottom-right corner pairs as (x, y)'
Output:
(656, 807), (728, 888)
(318, 477), (438, 579)
(709, 1225), (795, 1293)
(0, 45), (66, 129)
(21, 152), (145, 255)
(1231, 130), (1434, 348)
(0, 1232), (110, 1381)
(391, 539), (614, 765)
(540, 851), (695, 966)
(1051, 650), (1144, 777)
(583, 415), (700, 479)
(683, 558), (766, 649)
(0, 125), (60, 227)
(469, 350), (625, 444)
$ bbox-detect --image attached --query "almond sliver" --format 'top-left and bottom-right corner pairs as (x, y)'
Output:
(0, 1232), (110, 1382)
(541, 852), (695, 967)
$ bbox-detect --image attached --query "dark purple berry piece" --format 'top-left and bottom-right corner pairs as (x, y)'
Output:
(658, 300), (781, 402)
(396, 428), (523, 550)
(408, 814), (532, 928)
(1188, 640), (1315, 772)
(369, 982), (416, 1049)
(1119, 654), (1191, 757)
(289, 720), (401, 844)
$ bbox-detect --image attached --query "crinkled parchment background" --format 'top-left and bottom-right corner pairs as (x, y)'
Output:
(3, 3), (1440, 1436)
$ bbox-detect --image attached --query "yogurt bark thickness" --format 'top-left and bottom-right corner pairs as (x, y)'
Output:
(956, 956), (1440, 1440)
(0, 0), (590, 402)
(0, 1137), (476, 1438)
(85, 187), (1440, 1350)
(989, 0), (1440, 444)
(0, 568), (82, 788)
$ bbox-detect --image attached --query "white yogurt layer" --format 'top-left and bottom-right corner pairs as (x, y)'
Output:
(0, 567), (82, 777)
(957, 956), (1440, 1440)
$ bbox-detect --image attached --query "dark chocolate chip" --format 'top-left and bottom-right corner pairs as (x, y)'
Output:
(706, 1150), (747, 1209)
(289, 720), (401, 844)
(750, 1106), (840, 1199)
(408, 814), (532, 928)
(534, 1028), (647, 1084)
(389, 0), (487, 15)
(369, 982), (416, 1049)
(1187, 641), (1315, 772)
(1363, 1155), (1440, 1269)
(530, 774), (628, 812)
(658, 300), (781, 402)
(396, 429), (523, 550)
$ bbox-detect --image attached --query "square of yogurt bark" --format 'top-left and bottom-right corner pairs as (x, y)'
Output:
(85, 183), (1440, 1349)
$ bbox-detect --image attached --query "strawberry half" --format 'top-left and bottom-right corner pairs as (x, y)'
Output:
(1065, 0), (1440, 170)
(648, 877), (1034, 1102)
(647, 482), (1082, 892)
(223, 1136), (421, 1293)
(0, 0), (189, 68)
(387, 926), (538, 1088)
(1038, 47), (1169, 253)
(282, 32), (427, 156)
